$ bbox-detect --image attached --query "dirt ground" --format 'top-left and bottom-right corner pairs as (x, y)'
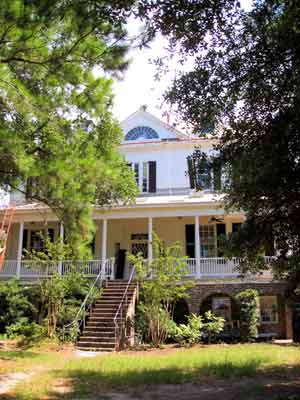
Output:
(98, 378), (300, 400)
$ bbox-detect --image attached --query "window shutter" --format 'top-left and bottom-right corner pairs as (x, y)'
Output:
(89, 235), (96, 255)
(213, 162), (221, 191)
(185, 224), (195, 258)
(187, 156), (195, 189)
(22, 229), (28, 255)
(148, 161), (156, 193)
(47, 228), (54, 242)
(216, 223), (226, 256)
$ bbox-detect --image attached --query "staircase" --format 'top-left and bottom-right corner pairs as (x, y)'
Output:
(77, 280), (137, 351)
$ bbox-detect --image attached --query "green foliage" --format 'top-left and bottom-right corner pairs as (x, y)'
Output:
(202, 311), (225, 344)
(139, 1), (300, 292)
(6, 318), (44, 342)
(173, 313), (202, 347)
(172, 311), (225, 347)
(235, 289), (259, 342)
(129, 234), (194, 346)
(0, 232), (97, 342)
(0, 0), (137, 255)
(0, 279), (37, 333)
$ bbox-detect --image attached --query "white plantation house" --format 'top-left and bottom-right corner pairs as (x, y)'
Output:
(0, 107), (294, 349)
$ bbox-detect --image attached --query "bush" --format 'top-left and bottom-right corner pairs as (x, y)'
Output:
(0, 279), (38, 333)
(202, 311), (225, 344)
(173, 313), (203, 347)
(235, 289), (259, 342)
(6, 317), (45, 342)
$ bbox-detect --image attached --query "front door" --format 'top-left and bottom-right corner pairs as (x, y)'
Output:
(116, 249), (126, 279)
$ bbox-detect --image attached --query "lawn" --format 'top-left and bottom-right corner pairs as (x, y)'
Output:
(1, 343), (300, 399)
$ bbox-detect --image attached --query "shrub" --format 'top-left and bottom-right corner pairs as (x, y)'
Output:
(202, 311), (225, 344)
(235, 289), (259, 342)
(173, 313), (203, 347)
(6, 317), (45, 343)
(0, 279), (38, 333)
(129, 234), (194, 346)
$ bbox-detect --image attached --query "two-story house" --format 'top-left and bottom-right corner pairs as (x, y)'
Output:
(0, 107), (293, 346)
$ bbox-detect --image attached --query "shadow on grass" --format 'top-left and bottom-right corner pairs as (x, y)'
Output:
(0, 357), (279, 400)
(0, 351), (40, 361)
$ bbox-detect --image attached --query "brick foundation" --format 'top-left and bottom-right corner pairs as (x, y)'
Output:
(184, 280), (291, 339)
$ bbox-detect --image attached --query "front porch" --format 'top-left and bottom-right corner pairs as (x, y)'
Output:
(1, 213), (274, 281)
(0, 256), (274, 280)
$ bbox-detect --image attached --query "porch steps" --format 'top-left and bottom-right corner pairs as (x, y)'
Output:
(76, 280), (137, 352)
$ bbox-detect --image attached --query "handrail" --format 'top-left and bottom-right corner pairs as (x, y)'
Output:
(113, 266), (136, 349)
(62, 259), (107, 339)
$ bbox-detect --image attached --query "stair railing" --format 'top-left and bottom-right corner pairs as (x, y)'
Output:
(113, 266), (136, 350)
(62, 259), (108, 341)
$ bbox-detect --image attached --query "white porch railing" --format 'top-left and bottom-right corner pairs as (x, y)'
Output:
(183, 257), (274, 278)
(0, 258), (115, 280)
(0, 257), (274, 280)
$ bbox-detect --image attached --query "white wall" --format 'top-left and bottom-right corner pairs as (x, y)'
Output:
(120, 142), (214, 192)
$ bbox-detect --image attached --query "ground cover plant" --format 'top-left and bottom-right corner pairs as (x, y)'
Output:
(1, 344), (300, 399)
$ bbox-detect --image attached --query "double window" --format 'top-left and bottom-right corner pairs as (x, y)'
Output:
(260, 296), (278, 323)
(22, 228), (55, 254)
(185, 224), (218, 258)
(128, 161), (156, 193)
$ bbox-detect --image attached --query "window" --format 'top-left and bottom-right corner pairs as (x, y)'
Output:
(26, 228), (55, 253)
(232, 223), (242, 233)
(128, 161), (156, 193)
(185, 224), (217, 258)
(212, 297), (232, 321)
(142, 162), (148, 192)
(125, 126), (159, 141)
(131, 233), (148, 258)
(260, 296), (278, 323)
(200, 225), (216, 257)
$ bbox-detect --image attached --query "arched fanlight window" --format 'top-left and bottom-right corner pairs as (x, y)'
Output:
(125, 126), (159, 141)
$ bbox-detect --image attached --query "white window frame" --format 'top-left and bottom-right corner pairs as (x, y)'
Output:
(199, 224), (217, 257)
(129, 162), (150, 193)
(260, 296), (279, 324)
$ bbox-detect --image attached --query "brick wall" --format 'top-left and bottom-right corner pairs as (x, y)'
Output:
(184, 280), (292, 339)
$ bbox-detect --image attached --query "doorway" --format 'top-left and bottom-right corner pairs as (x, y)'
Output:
(115, 248), (126, 279)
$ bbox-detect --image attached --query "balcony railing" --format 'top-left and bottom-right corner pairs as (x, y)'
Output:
(0, 258), (115, 280)
(182, 257), (274, 278)
(0, 257), (274, 280)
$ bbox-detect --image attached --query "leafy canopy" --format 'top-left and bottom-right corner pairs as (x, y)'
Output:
(0, 0), (137, 253)
(138, 1), (300, 292)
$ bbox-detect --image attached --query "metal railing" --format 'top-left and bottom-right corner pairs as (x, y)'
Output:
(113, 266), (136, 350)
(62, 260), (109, 340)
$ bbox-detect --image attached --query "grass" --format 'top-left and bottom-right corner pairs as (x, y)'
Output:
(1, 344), (300, 399)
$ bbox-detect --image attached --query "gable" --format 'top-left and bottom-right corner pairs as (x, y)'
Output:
(121, 108), (188, 143)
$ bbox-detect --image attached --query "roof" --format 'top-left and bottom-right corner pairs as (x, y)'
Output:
(121, 107), (200, 143)
(1, 192), (225, 214)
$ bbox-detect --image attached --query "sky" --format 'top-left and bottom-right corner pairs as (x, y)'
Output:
(113, 0), (253, 123)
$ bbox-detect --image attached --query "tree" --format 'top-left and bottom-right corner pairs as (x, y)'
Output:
(0, 0), (137, 254)
(129, 234), (194, 346)
(139, 1), (300, 293)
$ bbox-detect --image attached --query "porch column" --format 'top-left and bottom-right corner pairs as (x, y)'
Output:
(148, 217), (153, 264)
(58, 222), (64, 275)
(101, 219), (107, 261)
(195, 216), (201, 279)
(16, 221), (24, 279)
